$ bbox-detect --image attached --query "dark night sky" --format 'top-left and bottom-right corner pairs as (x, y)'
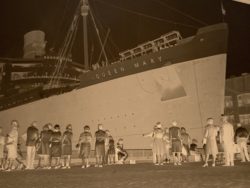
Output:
(0, 0), (249, 77)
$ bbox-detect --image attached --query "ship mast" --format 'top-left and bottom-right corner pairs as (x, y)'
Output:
(81, 0), (89, 70)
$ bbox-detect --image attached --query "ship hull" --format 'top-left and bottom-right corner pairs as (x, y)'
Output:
(0, 54), (226, 149)
(0, 24), (227, 149)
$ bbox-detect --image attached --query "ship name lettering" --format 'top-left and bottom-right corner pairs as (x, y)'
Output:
(95, 56), (162, 80)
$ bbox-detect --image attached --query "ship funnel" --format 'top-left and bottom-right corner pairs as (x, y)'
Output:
(23, 30), (46, 58)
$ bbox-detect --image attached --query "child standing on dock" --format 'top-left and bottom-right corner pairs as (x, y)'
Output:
(61, 124), (73, 169)
(106, 131), (115, 165)
(37, 124), (51, 169)
(202, 118), (219, 167)
(77, 125), (92, 168)
(50, 124), (62, 169)
(95, 124), (107, 167)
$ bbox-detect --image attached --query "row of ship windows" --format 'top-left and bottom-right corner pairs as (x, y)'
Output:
(226, 114), (250, 125)
(11, 73), (80, 81)
(225, 93), (250, 108)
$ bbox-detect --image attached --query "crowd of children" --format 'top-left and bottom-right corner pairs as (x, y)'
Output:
(143, 121), (192, 166)
(0, 121), (128, 171)
(143, 115), (250, 167)
(0, 115), (249, 171)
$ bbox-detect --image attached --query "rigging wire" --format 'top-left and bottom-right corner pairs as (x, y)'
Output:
(89, 8), (109, 65)
(151, 0), (208, 26)
(97, 28), (110, 65)
(54, 17), (80, 84)
(90, 2), (120, 60)
(95, 0), (198, 29)
(49, 1), (81, 88)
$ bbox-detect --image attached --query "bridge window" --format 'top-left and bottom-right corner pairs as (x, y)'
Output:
(225, 96), (233, 108)
(237, 93), (250, 107)
(143, 43), (153, 49)
(239, 114), (250, 126)
(133, 48), (142, 54)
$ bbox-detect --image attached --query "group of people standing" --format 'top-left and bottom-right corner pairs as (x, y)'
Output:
(0, 121), (128, 171)
(0, 115), (249, 171)
(25, 122), (73, 170)
(143, 121), (191, 166)
(203, 115), (249, 167)
(143, 115), (250, 167)
(77, 124), (128, 168)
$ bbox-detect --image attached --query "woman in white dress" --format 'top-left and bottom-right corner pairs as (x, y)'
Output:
(5, 120), (19, 171)
(163, 127), (171, 163)
(143, 122), (165, 165)
(221, 115), (235, 166)
(203, 118), (219, 167)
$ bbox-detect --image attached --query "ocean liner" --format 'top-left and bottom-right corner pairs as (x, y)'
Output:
(0, 0), (228, 149)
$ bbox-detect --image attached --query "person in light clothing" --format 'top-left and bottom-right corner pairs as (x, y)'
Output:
(181, 127), (191, 162)
(235, 123), (249, 162)
(5, 120), (19, 171)
(163, 127), (171, 163)
(202, 118), (219, 167)
(221, 115), (235, 166)
(143, 125), (157, 164)
(143, 122), (165, 165)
